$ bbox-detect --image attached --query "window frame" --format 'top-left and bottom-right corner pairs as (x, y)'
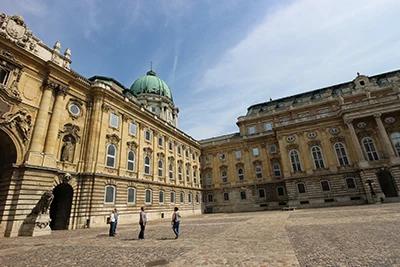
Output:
(296, 182), (306, 194)
(289, 150), (302, 172)
(362, 137), (380, 161)
(277, 186), (285, 196)
(248, 126), (255, 135)
(144, 155), (151, 175)
(334, 142), (350, 166)
(127, 187), (136, 204)
(168, 163), (174, 180)
(188, 192), (192, 203)
(109, 113), (119, 128)
(207, 194), (214, 203)
(145, 188), (152, 204)
(158, 160), (164, 177)
(104, 185), (116, 204)
(255, 165), (263, 179)
(0, 66), (11, 85)
(159, 190), (165, 204)
(273, 163), (281, 177)
(240, 191), (246, 200)
(170, 191), (175, 204)
(106, 144), (117, 168)
(129, 122), (137, 136)
(145, 130), (152, 142)
(180, 192), (185, 204)
(258, 188), (266, 198)
(178, 165), (183, 181)
(345, 177), (357, 189)
(320, 180), (331, 192)
(252, 147), (259, 156)
(238, 168), (245, 181)
(311, 146), (325, 169)
(223, 192), (229, 201)
(390, 132), (400, 156)
(158, 136), (164, 147)
(221, 170), (228, 183)
(127, 150), (136, 172)
(265, 122), (273, 131)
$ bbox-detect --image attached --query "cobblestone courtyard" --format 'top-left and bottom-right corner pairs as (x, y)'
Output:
(1, 203), (400, 266)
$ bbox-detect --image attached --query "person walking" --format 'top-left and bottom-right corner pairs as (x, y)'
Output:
(109, 209), (116, 237)
(138, 207), (147, 239)
(113, 208), (119, 236)
(171, 207), (181, 239)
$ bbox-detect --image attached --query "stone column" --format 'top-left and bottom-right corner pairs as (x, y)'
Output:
(345, 119), (368, 168)
(26, 80), (56, 165)
(374, 113), (396, 158)
(85, 89), (104, 173)
(298, 133), (313, 175)
(320, 129), (337, 172)
(43, 86), (69, 166)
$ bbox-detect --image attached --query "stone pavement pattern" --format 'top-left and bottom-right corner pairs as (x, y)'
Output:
(0, 203), (399, 266)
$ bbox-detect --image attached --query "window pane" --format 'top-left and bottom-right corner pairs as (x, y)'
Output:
(240, 191), (246, 200)
(105, 186), (114, 203)
(145, 189), (152, 203)
(346, 178), (356, 189)
(129, 123), (136, 135)
(252, 148), (259, 156)
(297, 183), (306, 193)
(128, 188), (135, 203)
(170, 192), (175, 203)
(110, 113), (119, 128)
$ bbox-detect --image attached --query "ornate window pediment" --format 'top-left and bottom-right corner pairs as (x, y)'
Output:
(143, 147), (153, 155)
(106, 133), (120, 145)
(58, 123), (81, 143)
(126, 140), (138, 150)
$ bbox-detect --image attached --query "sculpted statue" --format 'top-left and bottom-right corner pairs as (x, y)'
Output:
(61, 136), (75, 162)
(32, 191), (54, 215)
(5, 110), (32, 141)
(338, 94), (344, 105)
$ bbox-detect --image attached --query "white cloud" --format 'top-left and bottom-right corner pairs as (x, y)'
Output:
(180, 0), (400, 139)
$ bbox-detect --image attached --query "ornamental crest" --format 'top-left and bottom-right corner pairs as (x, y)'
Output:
(6, 15), (26, 39)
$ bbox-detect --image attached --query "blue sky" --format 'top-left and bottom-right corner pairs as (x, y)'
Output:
(2, 0), (400, 140)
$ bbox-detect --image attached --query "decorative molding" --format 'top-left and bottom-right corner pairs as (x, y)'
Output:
(126, 140), (138, 150)
(219, 164), (228, 169)
(285, 144), (299, 151)
(307, 140), (322, 148)
(0, 109), (32, 143)
(252, 159), (262, 165)
(157, 152), (165, 159)
(329, 136), (345, 144)
(143, 147), (153, 155)
(168, 156), (175, 162)
(106, 133), (120, 145)
(58, 123), (81, 143)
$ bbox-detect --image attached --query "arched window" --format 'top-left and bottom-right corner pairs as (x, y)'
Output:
(159, 190), (165, 204)
(144, 155), (151, 175)
(186, 168), (190, 182)
(170, 191), (175, 203)
(127, 187), (136, 204)
(145, 188), (152, 204)
(106, 144), (117, 168)
(320, 180), (331, 192)
(258, 188), (266, 198)
(345, 177), (357, 189)
(180, 192), (185, 203)
(193, 170), (197, 184)
(206, 172), (212, 185)
(311, 146), (325, 169)
(223, 192), (229, 201)
(127, 150), (135, 171)
(289, 150), (302, 172)
(158, 136), (163, 147)
(188, 192), (192, 203)
(255, 165), (263, 179)
(362, 137), (379, 161)
(334, 142), (350, 166)
(296, 183), (306, 194)
(178, 165), (183, 181)
(390, 132), (400, 156)
(273, 163), (281, 177)
(277, 186), (285, 196)
(238, 168), (245, 181)
(104, 185), (115, 203)
(221, 170), (228, 183)
(169, 163), (174, 180)
(158, 160), (164, 177)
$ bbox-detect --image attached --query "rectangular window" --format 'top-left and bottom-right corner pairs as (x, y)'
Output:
(110, 113), (119, 128)
(206, 172), (212, 185)
(207, 194), (213, 202)
(158, 136), (163, 147)
(235, 151), (242, 159)
(169, 141), (173, 151)
(252, 148), (259, 156)
(145, 130), (152, 142)
(240, 191), (246, 200)
(129, 122), (137, 135)
(104, 186), (115, 203)
(248, 126), (255, 135)
(269, 145), (277, 153)
(265, 123), (272, 131)
(321, 181), (331, 191)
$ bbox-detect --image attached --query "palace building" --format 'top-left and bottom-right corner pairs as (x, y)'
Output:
(1, 12), (400, 238)
(200, 69), (400, 213)
(0, 13), (201, 237)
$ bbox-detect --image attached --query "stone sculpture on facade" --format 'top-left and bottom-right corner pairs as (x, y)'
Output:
(1, 109), (32, 141)
(19, 191), (54, 236)
(61, 136), (75, 162)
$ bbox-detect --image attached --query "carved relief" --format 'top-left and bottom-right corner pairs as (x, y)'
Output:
(356, 130), (375, 139)
(58, 123), (81, 143)
(32, 191), (54, 215)
(106, 133), (120, 145)
(307, 140), (322, 148)
(143, 147), (153, 155)
(1, 109), (32, 142)
(168, 156), (175, 162)
(157, 152), (165, 159)
(329, 136), (345, 144)
(127, 141), (138, 150)
(285, 144), (299, 151)
(0, 14), (37, 52)
(386, 124), (400, 135)
(252, 159), (262, 165)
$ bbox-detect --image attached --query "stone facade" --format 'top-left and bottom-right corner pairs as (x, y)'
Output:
(0, 13), (201, 237)
(200, 71), (400, 213)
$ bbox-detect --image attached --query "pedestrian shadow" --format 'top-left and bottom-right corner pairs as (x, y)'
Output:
(96, 234), (111, 238)
(121, 238), (138, 241)
(157, 237), (176, 240)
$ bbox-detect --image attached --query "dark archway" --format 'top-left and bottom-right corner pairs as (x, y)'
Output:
(50, 183), (73, 230)
(377, 171), (398, 198)
(0, 129), (17, 223)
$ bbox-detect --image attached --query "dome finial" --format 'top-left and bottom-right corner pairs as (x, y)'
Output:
(150, 61), (153, 71)
(147, 61), (156, 76)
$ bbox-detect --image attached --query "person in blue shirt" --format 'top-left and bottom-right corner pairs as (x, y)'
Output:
(113, 208), (119, 235)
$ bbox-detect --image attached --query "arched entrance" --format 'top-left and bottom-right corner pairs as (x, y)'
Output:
(377, 171), (398, 198)
(0, 129), (17, 222)
(50, 183), (73, 230)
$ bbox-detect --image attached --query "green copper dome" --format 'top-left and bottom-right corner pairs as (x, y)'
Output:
(130, 70), (173, 100)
